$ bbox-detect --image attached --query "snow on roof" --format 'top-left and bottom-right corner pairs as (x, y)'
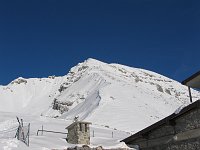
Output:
(66, 121), (92, 129)
(122, 99), (200, 143)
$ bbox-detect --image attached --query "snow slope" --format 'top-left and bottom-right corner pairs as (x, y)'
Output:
(0, 76), (64, 114)
(0, 58), (199, 134)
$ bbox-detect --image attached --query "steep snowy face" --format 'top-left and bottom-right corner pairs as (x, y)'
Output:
(0, 58), (199, 133)
(52, 58), (200, 132)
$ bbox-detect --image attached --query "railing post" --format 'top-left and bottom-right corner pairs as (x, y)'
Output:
(42, 125), (43, 136)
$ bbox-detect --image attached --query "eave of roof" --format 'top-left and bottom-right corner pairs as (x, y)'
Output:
(121, 100), (200, 143)
(182, 71), (200, 88)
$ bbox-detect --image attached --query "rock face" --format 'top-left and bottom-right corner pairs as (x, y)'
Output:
(0, 58), (200, 133)
(52, 99), (73, 114)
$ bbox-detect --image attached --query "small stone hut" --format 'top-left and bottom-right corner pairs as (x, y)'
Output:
(66, 121), (91, 145)
(122, 70), (200, 150)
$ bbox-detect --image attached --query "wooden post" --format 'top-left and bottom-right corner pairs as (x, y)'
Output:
(93, 130), (94, 137)
(20, 119), (25, 141)
(21, 119), (24, 127)
(42, 125), (44, 135)
(16, 117), (20, 125)
(112, 132), (113, 138)
(188, 86), (192, 103)
(27, 123), (30, 146)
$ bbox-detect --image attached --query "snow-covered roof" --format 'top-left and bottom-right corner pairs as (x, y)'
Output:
(182, 71), (200, 88)
(122, 99), (200, 144)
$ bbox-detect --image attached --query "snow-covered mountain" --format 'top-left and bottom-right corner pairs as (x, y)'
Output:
(0, 58), (199, 133)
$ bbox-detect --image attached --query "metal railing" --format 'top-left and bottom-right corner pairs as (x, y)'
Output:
(36, 125), (67, 136)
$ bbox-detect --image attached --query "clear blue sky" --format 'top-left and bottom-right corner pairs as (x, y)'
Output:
(0, 0), (199, 85)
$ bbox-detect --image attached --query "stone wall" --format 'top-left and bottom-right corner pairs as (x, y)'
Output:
(128, 107), (200, 150)
(67, 122), (91, 145)
(77, 123), (90, 145)
(175, 108), (200, 133)
(142, 137), (200, 150)
(68, 124), (78, 144)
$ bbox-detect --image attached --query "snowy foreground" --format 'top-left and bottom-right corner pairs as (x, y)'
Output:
(0, 112), (131, 150)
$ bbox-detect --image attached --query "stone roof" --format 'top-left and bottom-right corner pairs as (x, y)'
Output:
(66, 121), (92, 129)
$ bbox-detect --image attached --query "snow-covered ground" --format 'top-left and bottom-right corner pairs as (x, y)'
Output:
(0, 58), (199, 149)
(0, 112), (130, 149)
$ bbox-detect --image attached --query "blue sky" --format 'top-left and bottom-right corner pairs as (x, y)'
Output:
(0, 0), (199, 85)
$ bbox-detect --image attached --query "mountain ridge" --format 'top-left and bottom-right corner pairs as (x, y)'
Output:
(0, 58), (199, 133)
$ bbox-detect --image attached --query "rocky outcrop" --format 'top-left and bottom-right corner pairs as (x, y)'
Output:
(52, 99), (73, 114)
(11, 78), (27, 84)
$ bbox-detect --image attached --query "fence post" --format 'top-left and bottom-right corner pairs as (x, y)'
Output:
(15, 117), (30, 147)
(112, 132), (113, 138)
(21, 119), (24, 127)
(42, 125), (43, 136)
(93, 130), (94, 137)
(28, 123), (30, 146)
(15, 127), (19, 139)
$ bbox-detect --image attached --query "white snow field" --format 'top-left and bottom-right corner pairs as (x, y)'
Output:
(0, 58), (199, 149)
(0, 112), (130, 149)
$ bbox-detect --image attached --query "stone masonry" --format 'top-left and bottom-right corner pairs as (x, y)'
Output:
(126, 104), (200, 150)
(66, 121), (91, 145)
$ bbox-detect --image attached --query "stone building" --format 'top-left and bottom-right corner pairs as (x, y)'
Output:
(122, 71), (200, 150)
(66, 121), (91, 145)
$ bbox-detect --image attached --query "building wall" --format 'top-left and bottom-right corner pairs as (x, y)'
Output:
(77, 123), (90, 145)
(142, 137), (200, 150)
(68, 124), (78, 144)
(127, 107), (200, 150)
(175, 108), (200, 133)
(67, 123), (90, 145)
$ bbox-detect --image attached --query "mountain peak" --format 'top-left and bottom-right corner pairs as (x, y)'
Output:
(10, 77), (27, 85)
(1, 59), (200, 133)
(83, 58), (107, 66)
(68, 58), (107, 74)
